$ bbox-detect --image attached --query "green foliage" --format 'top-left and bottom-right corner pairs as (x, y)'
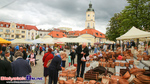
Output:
(35, 35), (40, 39)
(106, 0), (150, 41)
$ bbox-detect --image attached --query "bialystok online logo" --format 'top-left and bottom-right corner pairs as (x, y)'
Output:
(1, 75), (43, 81)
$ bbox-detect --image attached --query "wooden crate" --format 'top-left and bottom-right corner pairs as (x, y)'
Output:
(84, 71), (99, 81)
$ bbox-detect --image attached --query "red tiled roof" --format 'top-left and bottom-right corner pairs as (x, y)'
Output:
(16, 23), (26, 29)
(0, 21), (38, 30)
(82, 29), (105, 38)
(0, 21), (10, 25)
(0, 21), (10, 28)
(69, 30), (80, 35)
(48, 31), (67, 38)
(72, 29), (105, 38)
(25, 25), (38, 31)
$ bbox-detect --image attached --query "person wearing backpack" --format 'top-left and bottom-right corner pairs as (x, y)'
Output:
(39, 46), (43, 55)
(42, 48), (54, 84)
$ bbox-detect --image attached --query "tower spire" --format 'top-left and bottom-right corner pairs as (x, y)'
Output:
(89, 1), (92, 8)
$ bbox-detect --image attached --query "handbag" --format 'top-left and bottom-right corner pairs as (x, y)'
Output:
(46, 59), (52, 67)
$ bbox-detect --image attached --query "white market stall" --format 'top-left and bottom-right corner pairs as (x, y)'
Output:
(116, 26), (150, 40)
(11, 39), (32, 44)
(58, 37), (72, 43)
(116, 26), (150, 54)
(69, 37), (92, 43)
(31, 39), (44, 44)
(43, 38), (54, 44)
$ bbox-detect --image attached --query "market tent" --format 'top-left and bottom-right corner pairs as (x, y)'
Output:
(31, 39), (44, 44)
(53, 39), (65, 44)
(11, 39), (32, 44)
(37, 38), (44, 41)
(69, 37), (92, 43)
(116, 26), (150, 40)
(42, 35), (52, 39)
(43, 38), (54, 44)
(58, 37), (72, 42)
(0, 38), (11, 44)
(77, 37), (91, 43)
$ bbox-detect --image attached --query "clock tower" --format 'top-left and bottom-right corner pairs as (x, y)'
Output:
(85, 2), (95, 29)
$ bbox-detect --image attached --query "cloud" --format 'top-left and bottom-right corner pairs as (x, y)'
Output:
(0, 0), (128, 33)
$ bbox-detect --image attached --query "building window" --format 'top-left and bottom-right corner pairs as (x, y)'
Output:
(6, 25), (9, 27)
(93, 15), (94, 17)
(96, 33), (98, 35)
(93, 23), (94, 28)
(5, 35), (10, 37)
(6, 29), (10, 32)
(11, 35), (14, 37)
(22, 31), (25, 33)
(22, 35), (25, 38)
(18, 26), (20, 28)
(56, 34), (59, 36)
(12, 30), (14, 33)
(32, 33), (33, 35)
(40, 34), (42, 36)
(0, 34), (3, 37)
(16, 30), (20, 33)
(91, 19), (93, 21)
(100, 34), (102, 36)
(36, 33), (37, 35)
(63, 35), (64, 36)
(1, 24), (3, 27)
(16, 35), (19, 38)
(22, 26), (24, 29)
(0, 29), (3, 32)
(88, 23), (90, 27)
(88, 14), (90, 17)
(12, 25), (14, 28)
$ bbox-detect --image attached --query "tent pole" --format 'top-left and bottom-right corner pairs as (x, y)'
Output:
(137, 38), (139, 50)
(120, 39), (122, 55)
(146, 37), (148, 51)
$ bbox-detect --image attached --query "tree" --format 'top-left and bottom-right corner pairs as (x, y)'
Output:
(106, 0), (150, 41)
(35, 35), (40, 39)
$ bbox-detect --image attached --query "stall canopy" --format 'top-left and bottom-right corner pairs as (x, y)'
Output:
(58, 37), (72, 42)
(37, 38), (44, 41)
(69, 37), (92, 43)
(53, 39), (65, 44)
(0, 38), (11, 44)
(43, 38), (54, 44)
(116, 26), (150, 40)
(31, 39), (44, 44)
(42, 35), (52, 39)
(11, 39), (32, 44)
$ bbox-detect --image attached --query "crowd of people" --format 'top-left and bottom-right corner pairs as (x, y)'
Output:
(0, 40), (148, 84)
(0, 43), (78, 84)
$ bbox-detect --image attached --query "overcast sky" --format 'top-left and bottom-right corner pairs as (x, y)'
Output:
(0, 0), (128, 34)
